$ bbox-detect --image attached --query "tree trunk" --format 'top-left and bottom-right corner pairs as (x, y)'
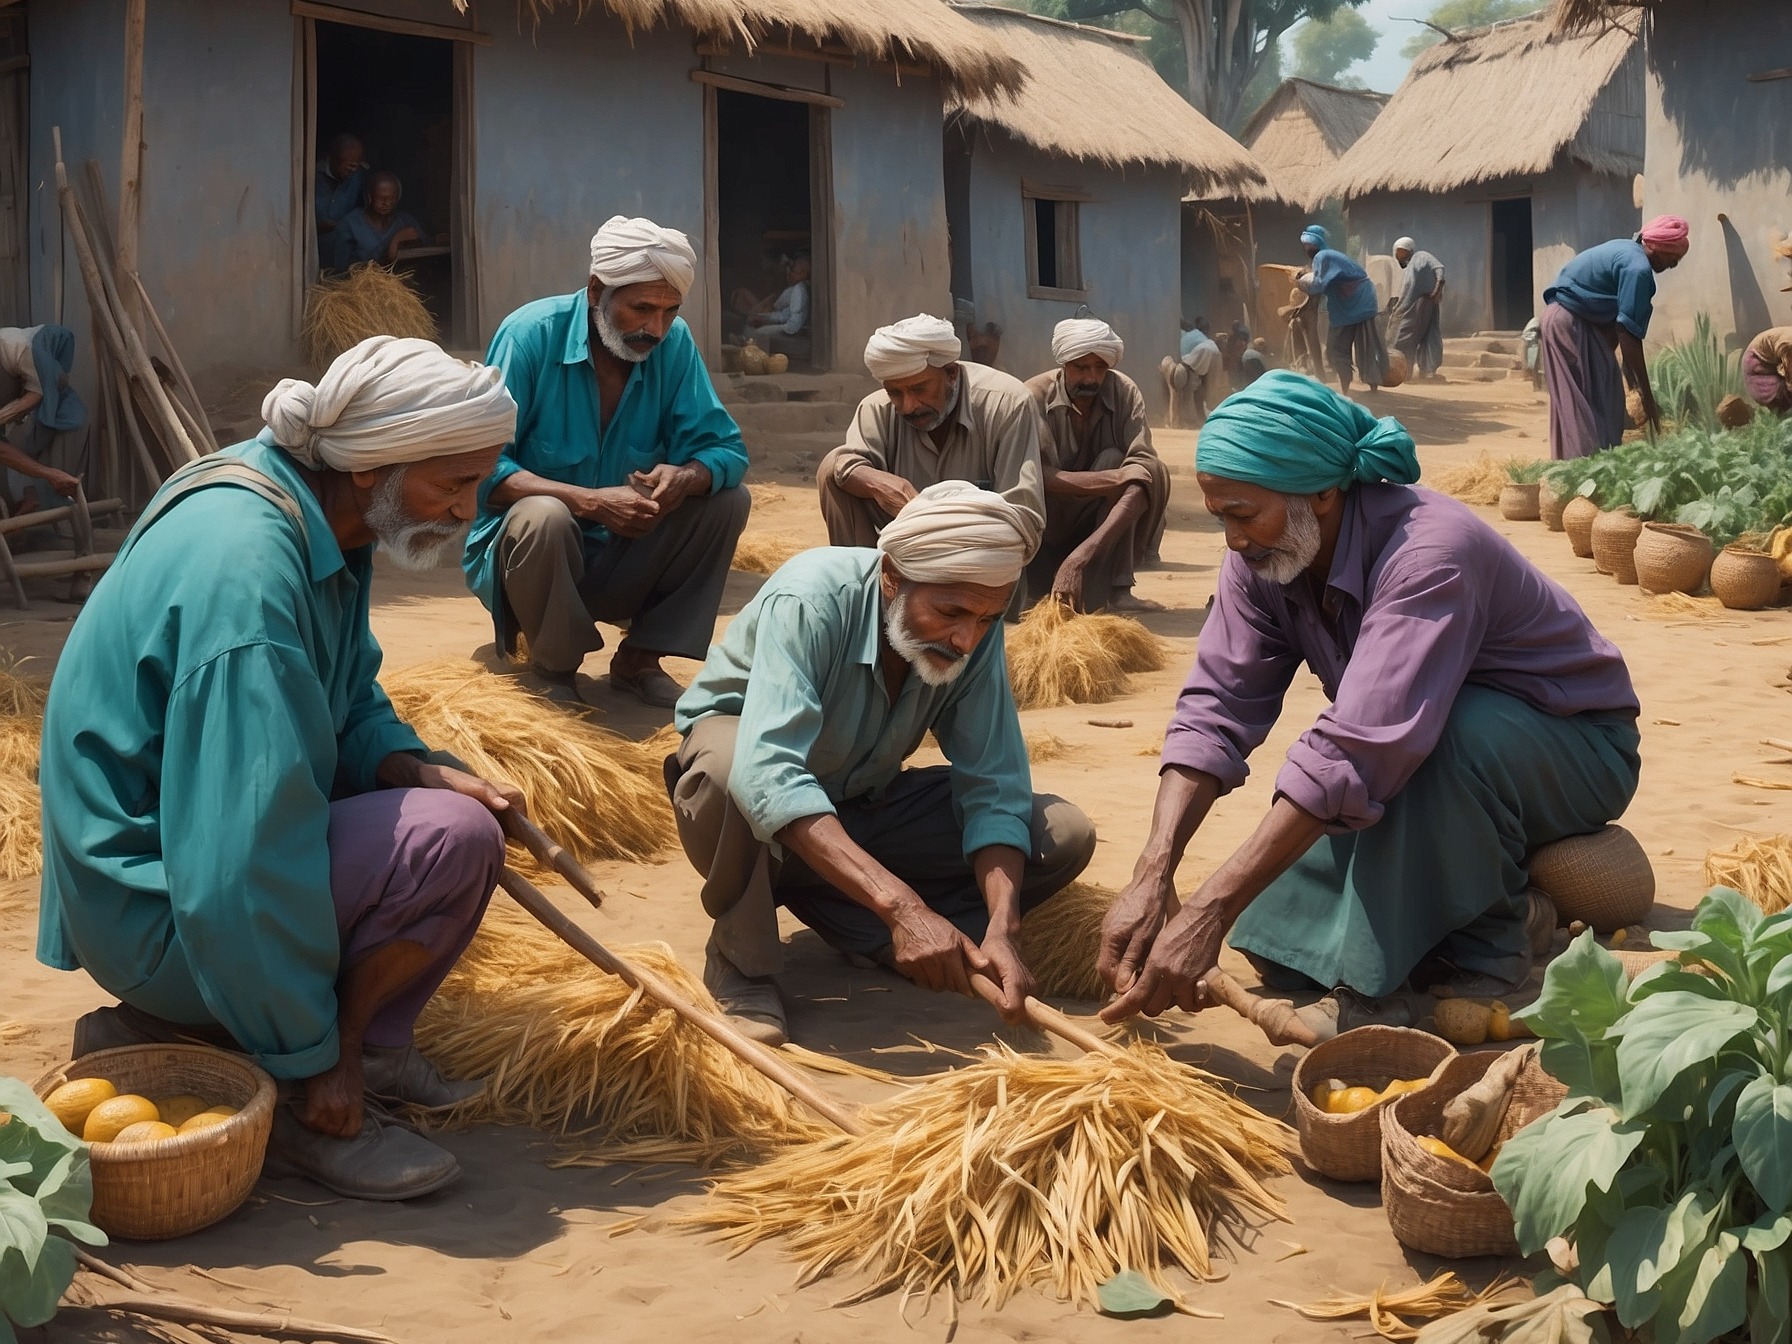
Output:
(1172, 0), (1213, 120)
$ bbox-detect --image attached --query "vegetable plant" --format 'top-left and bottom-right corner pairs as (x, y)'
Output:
(1492, 887), (1792, 1344)
(1648, 315), (1744, 434)
(1506, 459), (1550, 484)
(0, 1077), (106, 1342)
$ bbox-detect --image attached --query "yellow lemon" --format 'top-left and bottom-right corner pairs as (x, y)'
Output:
(1417, 1135), (1480, 1170)
(44, 1078), (118, 1135)
(1324, 1086), (1383, 1115)
(113, 1120), (179, 1144)
(155, 1094), (210, 1128)
(83, 1094), (161, 1143)
(177, 1108), (237, 1134)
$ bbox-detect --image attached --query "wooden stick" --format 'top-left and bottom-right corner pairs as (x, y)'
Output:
(9, 553), (113, 580)
(968, 974), (1118, 1056)
(130, 270), (219, 452)
(500, 809), (604, 909)
(74, 1248), (154, 1293)
(1200, 967), (1319, 1048)
(496, 865), (869, 1137)
(77, 1289), (396, 1344)
(117, 0), (146, 333)
(0, 498), (123, 537)
(112, 364), (164, 489)
(0, 533), (24, 608)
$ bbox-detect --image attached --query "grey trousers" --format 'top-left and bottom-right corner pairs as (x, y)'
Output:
(1025, 446), (1170, 610)
(493, 486), (750, 672)
(815, 446), (891, 549)
(668, 714), (1097, 977)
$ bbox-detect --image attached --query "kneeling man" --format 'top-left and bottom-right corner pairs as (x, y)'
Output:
(669, 483), (1096, 1044)
(39, 338), (522, 1199)
(1098, 371), (1641, 1039)
(1024, 318), (1169, 612)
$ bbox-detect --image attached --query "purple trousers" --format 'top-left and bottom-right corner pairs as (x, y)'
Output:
(1542, 302), (1625, 460)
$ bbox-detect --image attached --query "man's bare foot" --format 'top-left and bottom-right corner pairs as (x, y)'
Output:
(1107, 588), (1164, 613)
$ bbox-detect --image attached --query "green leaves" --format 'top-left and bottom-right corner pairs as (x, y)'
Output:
(1492, 1103), (1644, 1255)
(1610, 993), (1758, 1120)
(0, 1077), (105, 1341)
(1522, 931), (1629, 1102)
(1735, 1075), (1792, 1214)
(1096, 1270), (1174, 1318)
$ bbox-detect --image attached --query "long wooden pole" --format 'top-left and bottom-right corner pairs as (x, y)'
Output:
(502, 809), (604, 910)
(117, 0), (146, 333)
(128, 270), (218, 452)
(973, 966), (1316, 1051)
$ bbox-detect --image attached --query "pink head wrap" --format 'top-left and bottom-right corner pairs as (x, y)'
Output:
(1640, 215), (1690, 257)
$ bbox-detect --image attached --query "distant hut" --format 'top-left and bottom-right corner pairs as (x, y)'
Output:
(943, 4), (1266, 415)
(1321, 8), (1643, 336)
(1556, 0), (1792, 346)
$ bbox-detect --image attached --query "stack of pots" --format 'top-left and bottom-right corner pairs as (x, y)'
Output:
(1591, 508), (1644, 584)
(1633, 523), (1714, 595)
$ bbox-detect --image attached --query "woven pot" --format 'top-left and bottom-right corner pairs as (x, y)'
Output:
(1633, 522), (1714, 595)
(1498, 482), (1542, 521)
(1383, 350), (1409, 389)
(1710, 545), (1781, 610)
(1290, 1026), (1456, 1183)
(36, 1044), (276, 1240)
(1381, 1049), (1567, 1259)
(1539, 481), (1568, 532)
(1562, 496), (1599, 558)
(1528, 824), (1656, 933)
(1591, 508), (1644, 583)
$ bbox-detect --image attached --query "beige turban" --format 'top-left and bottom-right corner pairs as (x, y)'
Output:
(588, 215), (697, 295)
(863, 314), (962, 382)
(877, 480), (1032, 588)
(1051, 317), (1124, 368)
(262, 336), (517, 473)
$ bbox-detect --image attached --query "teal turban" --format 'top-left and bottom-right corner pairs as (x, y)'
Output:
(1195, 370), (1420, 495)
(1301, 224), (1330, 248)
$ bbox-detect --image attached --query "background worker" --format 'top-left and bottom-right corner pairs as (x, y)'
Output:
(736, 255), (812, 359)
(464, 215), (750, 709)
(1390, 237), (1446, 381)
(330, 171), (424, 271)
(1743, 326), (1792, 414)
(1296, 225), (1387, 394)
(315, 132), (367, 266)
(38, 337), (522, 1200)
(1024, 318), (1168, 613)
(0, 324), (87, 516)
(668, 483), (1095, 1046)
(1160, 318), (1226, 428)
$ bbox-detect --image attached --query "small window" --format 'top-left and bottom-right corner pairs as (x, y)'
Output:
(1024, 190), (1085, 299)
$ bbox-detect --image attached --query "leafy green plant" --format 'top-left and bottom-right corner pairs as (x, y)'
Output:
(1492, 888), (1792, 1344)
(1649, 315), (1745, 434)
(1506, 459), (1550, 484)
(0, 1077), (106, 1342)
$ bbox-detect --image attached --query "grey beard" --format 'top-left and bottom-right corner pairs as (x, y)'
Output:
(883, 585), (968, 687)
(903, 372), (962, 434)
(593, 288), (656, 364)
(365, 466), (467, 571)
(1244, 492), (1323, 585)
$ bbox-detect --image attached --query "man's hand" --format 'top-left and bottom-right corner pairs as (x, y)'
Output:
(889, 900), (990, 997)
(1096, 872), (1175, 998)
(566, 484), (662, 538)
(1099, 897), (1227, 1023)
(847, 468), (918, 520)
(41, 468), (81, 498)
(300, 1052), (365, 1138)
(977, 932), (1037, 1024)
(628, 461), (711, 515)
(1051, 554), (1089, 610)
(415, 761), (527, 817)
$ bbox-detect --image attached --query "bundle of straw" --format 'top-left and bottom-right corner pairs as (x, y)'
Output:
(413, 904), (835, 1164)
(1017, 882), (1114, 1001)
(1427, 455), (1539, 506)
(379, 660), (677, 872)
(0, 658), (48, 880)
(301, 262), (438, 368)
(1648, 591), (1729, 619)
(1006, 599), (1166, 711)
(730, 531), (808, 576)
(1705, 833), (1792, 915)
(1275, 1272), (1521, 1341)
(686, 1041), (1291, 1311)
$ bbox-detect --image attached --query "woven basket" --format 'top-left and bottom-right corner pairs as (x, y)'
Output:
(1711, 545), (1781, 610)
(1380, 1048), (1568, 1258)
(1527, 825), (1655, 933)
(1384, 350), (1410, 388)
(1634, 522), (1714, 595)
(35, 1044), (276, 1240)
(1498, 483), (1542, 521)
(1562, 496), (1599, 558)
(1591, 509), (1643, 583)
(1539, 482), (1568, 532)
(1290, 1026), (1456, 1182)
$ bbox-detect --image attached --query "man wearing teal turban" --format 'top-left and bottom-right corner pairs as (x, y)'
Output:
(1095, 372), (1642, 1040)
(1297, 225), (1388, 394)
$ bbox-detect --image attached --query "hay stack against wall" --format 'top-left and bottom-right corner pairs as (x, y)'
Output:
(302, 263), (439, 368)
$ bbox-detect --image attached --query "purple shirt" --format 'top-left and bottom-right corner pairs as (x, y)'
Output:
(1163, 484), (1638, 830)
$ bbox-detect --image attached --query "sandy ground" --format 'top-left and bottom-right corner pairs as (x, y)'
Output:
(5, 375), (1790, 1343)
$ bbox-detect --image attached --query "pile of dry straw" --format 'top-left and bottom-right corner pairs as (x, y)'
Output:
(1427, 454), (1541, 506)
(1017, 882), (1114, 1001)
(0, 657), (47, 880)
(729, 532), (809, 576)
(301, 262), (438, 368)
(1006, 599), (1166, 711)
(1705, 833), (1792, 915)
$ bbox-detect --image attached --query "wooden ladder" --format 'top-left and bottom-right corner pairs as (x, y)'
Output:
(0, 485), (124, 609)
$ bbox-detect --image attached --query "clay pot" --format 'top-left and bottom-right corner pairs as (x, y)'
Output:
(1498, 482), (1542, 521)
(1710, 545), (1782, 610)
(1591, 508), (1644, 584)
(1633, 522), (1714, 595)
(1562, 496), (1599, 558)
(1539, 481), (1568, 532)
(1383, 350), (1409, 389)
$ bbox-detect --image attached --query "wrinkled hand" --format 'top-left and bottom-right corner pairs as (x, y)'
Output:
(628, 461), (710, 514)
(890, 901), (989, 997)
(300, 1053), (364, 1138)
(1100, 899), (1226, 1023)
(977, 933), (1037, 1025)
(1096, 874), (1175, 997)
(1050, 555), (1089, 610)
(415, 761), (527, 817)
(567, 484), (661, 538)
(42, 469), (81, 499)
(863, 469), (918, 520)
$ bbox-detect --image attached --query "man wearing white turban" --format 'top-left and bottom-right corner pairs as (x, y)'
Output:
(38, 337), (526, 1202)
(463, 215), (750, 709)
(667, 483), (1096, 1044)
(817, 314), (1045, 560)
(1023, 318), (1169, 613)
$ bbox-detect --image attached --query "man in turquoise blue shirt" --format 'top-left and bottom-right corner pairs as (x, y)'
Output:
(38, 338), (523, 1200)
(668, 482), (1096, 1045)
(1297, 225), (1387, 394)
(463, 215), (749, 709)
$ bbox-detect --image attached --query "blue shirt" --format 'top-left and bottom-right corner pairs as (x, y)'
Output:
(1301, 249), (1381, 327)
(315, 164), (364, 229)
(331, 208), (422, 270)
(462, 293), (748, 611)
(1544, 238), (1657, 339)
(1179, 329), (1210, 362)
(674, 548), (1033, 857)
(36, 435), (428, 1079)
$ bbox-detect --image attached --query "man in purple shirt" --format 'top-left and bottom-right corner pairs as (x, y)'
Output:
(1097, 371), (1640, 1040)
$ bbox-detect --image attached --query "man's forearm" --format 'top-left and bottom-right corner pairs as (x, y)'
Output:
(1044, 468), (1126, 499)
(488, 468), (584, 510)
(1066, 483), (1146, 563)
(1131, 765), (1222, 889)
(1186, 795), (1326, 926)
(777, 813), (917, 923)
(972, 845), (1026, 940)
(0, 440), (53, 481)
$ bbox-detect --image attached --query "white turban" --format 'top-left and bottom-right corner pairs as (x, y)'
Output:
(262, 336), (517, 472)
(863, 314), (962, 382)
(1394, 236), (1417, 253)
(588, 214), (696, 295)
(876, 480), (1032, 588)
(1051, 318), (1124, 368)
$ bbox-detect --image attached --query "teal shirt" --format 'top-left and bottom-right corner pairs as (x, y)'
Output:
(461, 293), (748, 610)
(674, 548), (1033, 857)
(36, 435), (427, 1080)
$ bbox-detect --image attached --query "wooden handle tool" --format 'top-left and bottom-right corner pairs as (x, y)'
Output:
(500, 808), (606, 910)
(968, 974), (1119, 1056)
(1200, 966), (1319, 1048)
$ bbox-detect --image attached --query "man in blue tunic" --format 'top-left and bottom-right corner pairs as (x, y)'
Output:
(464, 216), (750, 709)
(1297, 225), (1387, 395)
(314, 133), (366, 268)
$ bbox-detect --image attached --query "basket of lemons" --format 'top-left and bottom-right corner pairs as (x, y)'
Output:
(1289, 1025), (1456, 1183)
(35, 1043), (276, 1240)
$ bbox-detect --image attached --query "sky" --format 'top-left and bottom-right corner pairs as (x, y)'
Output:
(1297, 0), (1433, 94)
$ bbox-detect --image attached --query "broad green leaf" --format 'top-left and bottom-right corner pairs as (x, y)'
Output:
(1647, 1191), (1720, 1294)
(1742, 1215), (1792, 1254)
(0, 1187), (45, 1276)
(1735, 1073), (1792, 1212)
(1528, 933), (1629, 1100)
(1410, 1283), (1610, 1344)
(1675, 1237), (1749, 1344)
(1492, 1105), (1645, 1255)
(1752, 1245), (1792, 1344)
(1696, 886), (1764, 951)
(1610, 993), (1757, 1119)
(1096, 1269), (1173, 1317)
(1767, 954), (1792, 1001)
(1706, 1068), (1751, 1125)
(0, 1235), (72, 1331)
(1606, 1203), (1672, 1326)
(1629, 962), (1727, 1003)
(1651, 929), (1746, 987)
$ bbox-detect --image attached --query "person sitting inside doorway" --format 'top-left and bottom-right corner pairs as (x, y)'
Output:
(0, 324), (88, 517)
(740, 255), (811, 360)
(315, 132), (367, 266)
(331, 171), (424, 271)
(1023, 318), (1168, 614)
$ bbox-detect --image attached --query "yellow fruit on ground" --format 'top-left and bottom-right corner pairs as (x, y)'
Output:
(1324, 1086), (1383, 1115)
(44, 1078), (118, 1135)
(83, 1094), (161, 1143)
(1417, 1135), (1480, 1170)
(155, 1094), (210, 1128)
(177, 1108), (236, 1134)
(112, 1120), (179, 1144)
(1434, 998), (1492, 1046)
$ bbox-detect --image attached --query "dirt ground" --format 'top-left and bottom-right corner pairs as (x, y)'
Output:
(4, 375), (1789, 1343)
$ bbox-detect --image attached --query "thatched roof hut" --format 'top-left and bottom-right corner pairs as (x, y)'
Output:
(1241, 79), (1387, 211)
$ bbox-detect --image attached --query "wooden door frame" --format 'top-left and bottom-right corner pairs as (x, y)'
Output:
(807, 103), (834, 372)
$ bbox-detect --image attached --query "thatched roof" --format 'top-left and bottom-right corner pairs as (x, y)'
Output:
(1320, 7), (1641, 200)
(474, 0), (1026, 98)
(1239, 79), (1388, 210)
(1555, 0), (1654, 33)
(944, 6), (1268, 197)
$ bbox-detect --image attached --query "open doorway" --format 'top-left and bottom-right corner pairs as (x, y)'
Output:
(1490, 197), (1534, 332)
(716, 90), (819, 370)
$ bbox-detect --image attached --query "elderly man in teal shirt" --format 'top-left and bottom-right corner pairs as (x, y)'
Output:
(38, 338), (523, 1200)
(464, 215), (750, 709)
(668, 482), (1097, 1045)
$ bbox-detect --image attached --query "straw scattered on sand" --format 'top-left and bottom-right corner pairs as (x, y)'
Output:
(1648, 591), (1730, 619)
(1006, 599), (1166, 711)
(1023, 731), (1073, 763)
(730, 531), (808, 575)
(1017, 882), (1114, 1001)
(301, 262), (438, 368)
(0, 657), (48, 880)
(745, 483), (786, 508)
(1274, 1272), (1521, 1341)
(1705, 833), (1792, 915)
(1426, 455), (1538, 506)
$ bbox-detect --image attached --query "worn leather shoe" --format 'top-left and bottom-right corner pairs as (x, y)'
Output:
(1293, 987), (1418, 1044)
(264, 1103), (462, 1201)
(703, 938), (788, 1047)
(362, 1044), (484, 1111)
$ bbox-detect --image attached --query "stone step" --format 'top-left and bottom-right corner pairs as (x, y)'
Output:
(736, 427), (841, 466)
(1442, 349), (1524, 370)
(1442, 367), (1508, 383)
(1444, 336), (1519, 355)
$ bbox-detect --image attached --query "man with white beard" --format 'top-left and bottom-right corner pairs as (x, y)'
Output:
(667, 482), (1096, 1044)
(38, 338), (524, 1199)
(1096, 371), (1641, 1041)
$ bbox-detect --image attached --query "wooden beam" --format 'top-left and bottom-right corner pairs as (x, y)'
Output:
(1747, 67), (1792, 83)
(117, 0), (145, 333)
(0, 499), (123, 538)
(688, 69), (844, 109)
(289, 2), (492, 46)
(1022, 178), (1093, 202)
